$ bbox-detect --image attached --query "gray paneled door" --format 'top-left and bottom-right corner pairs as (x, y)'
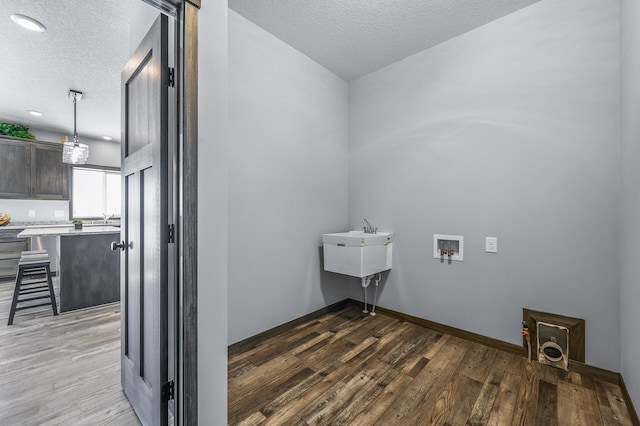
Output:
(118, 14), (169, 426)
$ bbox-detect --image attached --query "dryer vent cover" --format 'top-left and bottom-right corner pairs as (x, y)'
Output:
(537, 321), (569, 370)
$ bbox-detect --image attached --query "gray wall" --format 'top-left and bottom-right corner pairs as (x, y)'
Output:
(620, 0), (640, 409)
(227, 11), (350, 344)
(349, 0), (621, 370)
(0, 199), (69, 221)
(199, 0), (229, 424)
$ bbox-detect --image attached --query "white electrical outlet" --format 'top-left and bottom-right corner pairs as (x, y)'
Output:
(485, 237), (498, 253)
(54, 210), (64, 218)
(28, 210), (36, 218)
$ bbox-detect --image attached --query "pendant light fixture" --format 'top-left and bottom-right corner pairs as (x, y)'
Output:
(62, 90), (89, 165)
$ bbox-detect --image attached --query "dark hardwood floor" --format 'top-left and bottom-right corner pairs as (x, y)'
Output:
(228, 304), (634, 425)
(0, 278), (140, 425)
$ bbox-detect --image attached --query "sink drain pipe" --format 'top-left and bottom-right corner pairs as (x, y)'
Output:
(361, 275), (372, 313)
(370, 273), (382, 315)
(361, 273), (382, 315)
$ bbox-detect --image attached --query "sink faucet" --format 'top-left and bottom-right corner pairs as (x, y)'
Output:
(102, 213), (113, 225)
(362, 218), (377, 234)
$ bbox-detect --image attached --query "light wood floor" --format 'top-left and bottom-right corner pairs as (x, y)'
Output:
(228, 304), (634, 425)
(0, 278), (140, 425)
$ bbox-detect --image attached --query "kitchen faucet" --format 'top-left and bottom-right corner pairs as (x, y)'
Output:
(102, 213), (113, 224)
(362, 218), (377, 234)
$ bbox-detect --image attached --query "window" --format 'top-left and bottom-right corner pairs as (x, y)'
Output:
(72, 167), (121, 218)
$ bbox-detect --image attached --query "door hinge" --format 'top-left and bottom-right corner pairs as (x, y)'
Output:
(168, 67), (175, 87)
(168, 224), (175, 244)
(162, 380), (175, 402)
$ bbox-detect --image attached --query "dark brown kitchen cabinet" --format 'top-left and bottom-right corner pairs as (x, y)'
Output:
(32, 143), (69, 199)
(0, 228), (29, 281)
(0, 139), (31, 198)
(0, 136), (69, 200)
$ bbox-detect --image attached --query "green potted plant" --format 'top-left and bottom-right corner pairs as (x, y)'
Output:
(0, 123), (36, 139)
(73, 219), (83, 230)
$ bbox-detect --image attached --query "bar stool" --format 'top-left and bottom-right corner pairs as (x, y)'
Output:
(8, 250), (58, 325)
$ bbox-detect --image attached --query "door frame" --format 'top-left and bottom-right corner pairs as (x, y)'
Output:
(135, 1), (200, 424)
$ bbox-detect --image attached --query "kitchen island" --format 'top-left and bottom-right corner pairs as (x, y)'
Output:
(17, 226), (121, 312)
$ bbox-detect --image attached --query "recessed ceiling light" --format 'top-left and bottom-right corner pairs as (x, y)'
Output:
(102, 136), (113, 141)
(10, 14), (46, 32)
(28, 110), (43, 117)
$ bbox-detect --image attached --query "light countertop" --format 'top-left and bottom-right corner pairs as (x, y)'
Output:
(1, 220), (120, 230)
(1, 221), (72, 230)
(17, 226), (121, 238)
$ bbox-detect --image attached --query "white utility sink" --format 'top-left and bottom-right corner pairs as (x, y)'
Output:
(322, 231), (393, 278)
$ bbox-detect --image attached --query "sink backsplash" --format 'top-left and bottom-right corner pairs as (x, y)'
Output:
(82, 219), (121, 226)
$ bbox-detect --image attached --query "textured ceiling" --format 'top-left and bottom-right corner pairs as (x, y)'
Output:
(229, 0), (540, 81)
(0, 0), (143, 143)
(0, 1), (542, 142)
